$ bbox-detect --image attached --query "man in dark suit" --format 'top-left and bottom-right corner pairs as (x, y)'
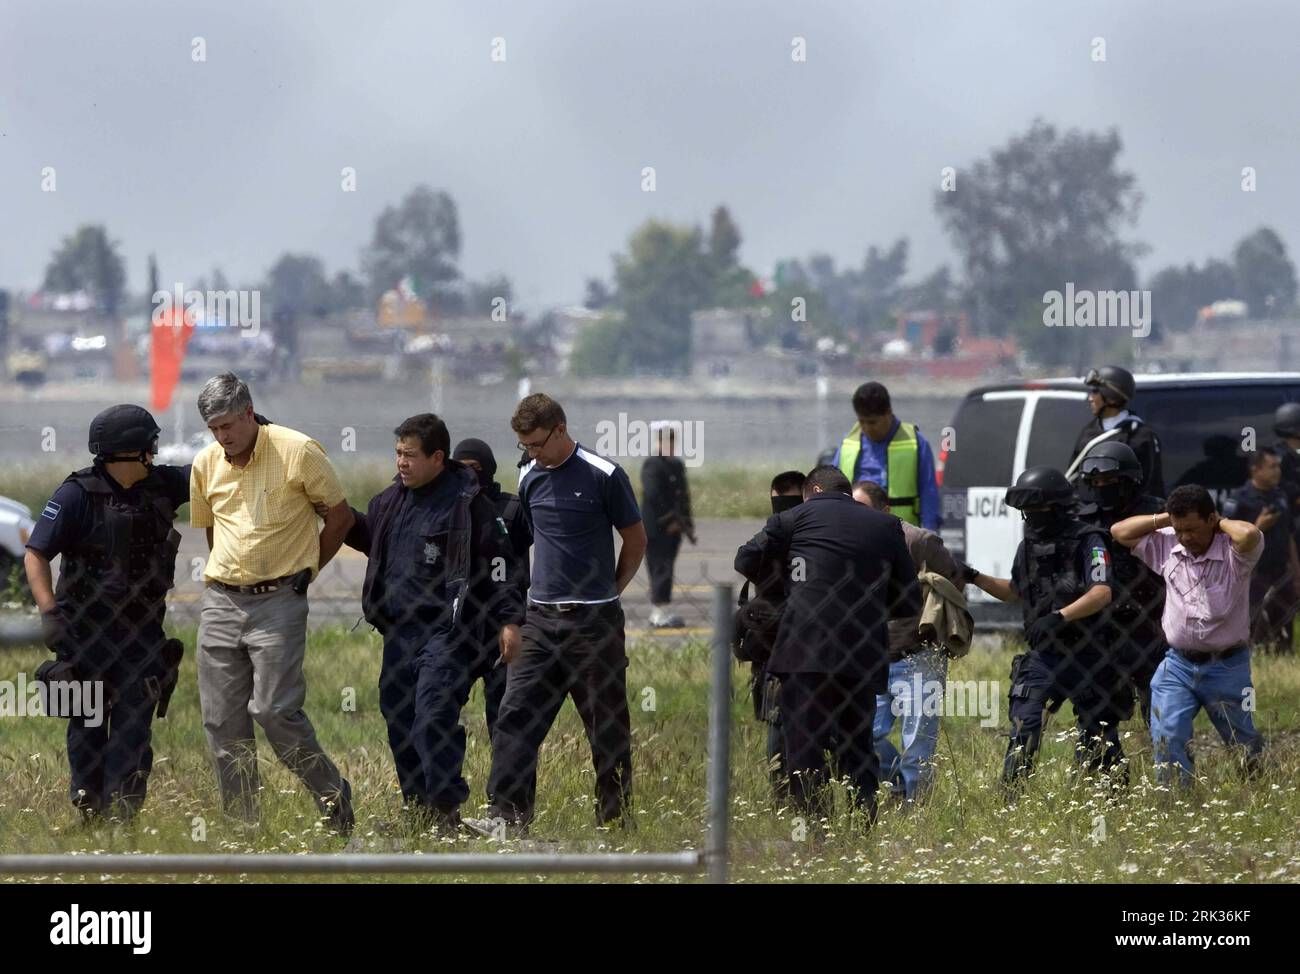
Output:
(734, 465), (920, 826)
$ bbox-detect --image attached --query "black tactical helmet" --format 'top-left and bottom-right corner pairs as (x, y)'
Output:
(88, 404), (161, 459)
(1005, 466), (1075, 510)
(1084, 365), (1136, 406)
(1275, 402), (1300, 438)
(1080, 441), (1143, 485)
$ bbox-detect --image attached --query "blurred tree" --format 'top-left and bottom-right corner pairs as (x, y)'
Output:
(610, 220), (715, 373)
(42, 224), (127, 317)
(265, 254), (330, 316)
(1147, 259), (1239, 333)
(707, 205), (742, 269)
(896, 265), (959, 313)
(464, 274), (514, 318)
(569, 313), (636, 376)
(935, 119), (1145, 367)
(1233, 227), (1297, 317)
(574, 206), (759, 374)
(583, 277), (613, 310)
(361, 185), (462, 311)
(328, 270), (368, 311)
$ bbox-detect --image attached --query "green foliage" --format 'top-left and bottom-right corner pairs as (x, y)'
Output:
(1146, 226), (1297, 331)
(42, 225), (128, 316)
(773, 241), (910, 339)
(362, 185), (462, 308)
(575, 205), (758, 376)
(1233, 227), (1298, 317)
(935, 119), (1145, 355)
(265, 254), (330, 316)
(1147, 259), (1239, 333)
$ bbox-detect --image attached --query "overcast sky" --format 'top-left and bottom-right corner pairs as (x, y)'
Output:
(2, 0), (1295, 311)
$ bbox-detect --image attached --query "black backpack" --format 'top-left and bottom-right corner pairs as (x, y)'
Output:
(732, 581), (784, 664)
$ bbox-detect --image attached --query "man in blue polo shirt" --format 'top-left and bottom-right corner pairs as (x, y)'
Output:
(469, 394), (646, 834)
(831, 381), (941, 530)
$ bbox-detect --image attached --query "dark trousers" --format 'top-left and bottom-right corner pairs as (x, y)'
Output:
(1117, 622), (1166, 725)
(778, 672), (879, 821)
(65, 624), (166, 819)
(1004, 648), (1130, 789)
(67, 675), (158, 818)
(487, 601), (632, 825)
(379, 628), (490, 812)
(476, 640), (507, 739)
(750, 668), (788, 800)
(645, 532), (682, 604)
(1250, 572), (1296, 653)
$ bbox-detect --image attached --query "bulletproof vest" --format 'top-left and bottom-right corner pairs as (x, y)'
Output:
(1020, 519), (1099, 646)
(1078, 495), (1164, 616)
(54, 466), (182, 610)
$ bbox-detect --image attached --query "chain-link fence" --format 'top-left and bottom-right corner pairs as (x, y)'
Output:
(2, 474), (1298, 881)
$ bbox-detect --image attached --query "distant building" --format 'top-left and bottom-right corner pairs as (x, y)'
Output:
(1155, 317), (1300, 373)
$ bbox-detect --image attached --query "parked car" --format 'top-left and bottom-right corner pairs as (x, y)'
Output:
(0, 495), (36, 603)
(937, 372), (1300, 625)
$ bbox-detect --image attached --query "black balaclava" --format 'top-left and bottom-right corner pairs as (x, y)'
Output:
(1022, 505), (1074, 536)
(771, 494), (803, 515)
(452, 438), (497, 489)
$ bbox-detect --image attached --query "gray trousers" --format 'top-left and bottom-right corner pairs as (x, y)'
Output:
(197, 584), (343, 817)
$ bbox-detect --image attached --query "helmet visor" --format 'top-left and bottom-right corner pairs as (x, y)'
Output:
(1080, 455), (1121, 478)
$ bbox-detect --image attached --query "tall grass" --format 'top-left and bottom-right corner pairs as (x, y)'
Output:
(1, 628), (1297, 883)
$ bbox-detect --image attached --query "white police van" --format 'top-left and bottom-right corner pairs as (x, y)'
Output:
(938, 372), (1300, 626)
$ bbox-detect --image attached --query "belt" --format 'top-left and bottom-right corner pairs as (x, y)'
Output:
(211, 574), (296, 596)
(1174, 644), (1247, 665)
(529, 600), (617, 614)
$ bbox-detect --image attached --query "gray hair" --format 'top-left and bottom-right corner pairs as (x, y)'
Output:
(197, 372), (254, 423)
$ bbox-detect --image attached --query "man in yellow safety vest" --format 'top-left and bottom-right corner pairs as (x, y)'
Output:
(832, 381), (940, 529)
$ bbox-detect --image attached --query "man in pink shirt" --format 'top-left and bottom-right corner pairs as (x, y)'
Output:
(1111, 484), (1266, 785)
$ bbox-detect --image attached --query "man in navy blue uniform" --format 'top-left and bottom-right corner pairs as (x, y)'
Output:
(452, 437), (532, 734)
(470, 394), (646, 835)
(341, 414), (523, 831)
(966, 466), (1128, 794)
(24, 405), (189, 822)
(735, 465), (920, 825)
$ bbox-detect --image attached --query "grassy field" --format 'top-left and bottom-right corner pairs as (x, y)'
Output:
(1, 458), (789, 524)
(2, 627), (1298, 883)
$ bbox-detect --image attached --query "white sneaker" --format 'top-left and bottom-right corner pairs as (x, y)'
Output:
(648, 606), (685, 628)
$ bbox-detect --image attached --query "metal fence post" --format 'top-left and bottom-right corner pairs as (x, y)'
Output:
(707, 582), (733, 885)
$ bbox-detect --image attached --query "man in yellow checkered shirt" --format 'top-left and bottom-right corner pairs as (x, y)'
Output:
(190, 372), (356, 834)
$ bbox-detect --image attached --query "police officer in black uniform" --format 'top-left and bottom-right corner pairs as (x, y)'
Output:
(965, 466), (1130, 793)
(23, 405), (189, 822)
(1077, 442), (1166, 722)
(1273, 403), (1300, 514)
(1222, 446), (1300, 652)
(1069, 365), (1165, 497)
(452, 437), (532, 733)
(1273, 403), (1300, 597)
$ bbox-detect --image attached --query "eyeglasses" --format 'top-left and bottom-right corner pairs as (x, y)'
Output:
(516, 426), (556, 454)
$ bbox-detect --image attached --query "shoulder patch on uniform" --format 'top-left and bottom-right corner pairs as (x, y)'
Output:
(1090, 545), (1110, 567)
(575, 447), (616, 476)
(41, 501), (61, 520)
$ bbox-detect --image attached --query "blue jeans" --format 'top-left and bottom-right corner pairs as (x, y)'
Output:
(1149, 646), (1264, 786)
(873, 648), (948, 800)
